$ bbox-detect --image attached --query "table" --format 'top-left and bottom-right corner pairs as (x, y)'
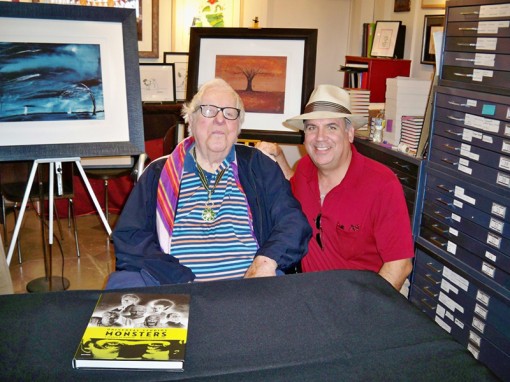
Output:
(0, 270), (498, 381)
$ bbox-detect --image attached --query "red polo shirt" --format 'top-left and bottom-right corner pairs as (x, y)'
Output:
(291, 144), (414, 273)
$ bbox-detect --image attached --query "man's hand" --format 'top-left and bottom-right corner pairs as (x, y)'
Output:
(244, 255), (278, 278)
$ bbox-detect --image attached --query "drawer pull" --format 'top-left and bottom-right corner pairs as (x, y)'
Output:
(392, 161), (411, 170)
(431, 223), (448, 234)
(423, 286), (439, 298)
(443, 143), (460, 151)
(460, 11), (479, 15)
(436, 184), (453, 193)
(420, 298), (437, 311)
(447, 115), (464, 122)
(441, 157), (458, 165)
(445, 129), (462, 136)
(397, 176), (410, 184)
(429, 236), (447, 248)
(458, 27), (478, 31)
(454, 72), (473, 78)
(425, 262), (442, 273)
(448, 100), (472, 107)
(424, 273), (441, 285)
(433, 210), (450, 220)
(435, 197), (452, 206)
(456, 42), (476, 47)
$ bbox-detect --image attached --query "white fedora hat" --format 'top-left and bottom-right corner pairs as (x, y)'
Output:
(283, 84), (366, 130)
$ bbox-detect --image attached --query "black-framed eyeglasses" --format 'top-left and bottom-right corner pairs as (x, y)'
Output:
(315, 213), (323, 250)
(197, 104), (241, 120)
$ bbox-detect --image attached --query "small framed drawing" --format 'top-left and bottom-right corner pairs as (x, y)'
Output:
(370, 21), (402, 58)
(140, 63), (176, 103)
(421, 15), (445, 65)
(163, 52), (189, 101)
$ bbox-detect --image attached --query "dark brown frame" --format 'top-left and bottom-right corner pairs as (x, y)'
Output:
(421, 14), (445, 65)
(186, 27), (318, 144)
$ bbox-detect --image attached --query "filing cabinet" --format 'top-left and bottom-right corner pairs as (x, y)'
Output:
(409, 1), (510, 380)
(353, 137), (424, 239)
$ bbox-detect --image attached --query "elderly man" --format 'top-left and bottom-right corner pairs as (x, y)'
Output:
(107, 78), (311, 288)
(256, 85), (414, 290)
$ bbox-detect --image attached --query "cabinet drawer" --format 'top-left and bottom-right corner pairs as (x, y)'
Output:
(426, 164), (510, 223)
(432, 134), (510, 170)
(446, 20), (510, 37)
(443, 51), (510, 71)
(434, 121), (510, 155)
(354, 142), (419, 177)
(444, 36), (510, 53)
(442, 65), (510, 89)
(448, 4), (510, 22)
(429, 148), (510, 191)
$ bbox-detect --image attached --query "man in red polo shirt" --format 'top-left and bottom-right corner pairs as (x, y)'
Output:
(256, 85), (414, 290)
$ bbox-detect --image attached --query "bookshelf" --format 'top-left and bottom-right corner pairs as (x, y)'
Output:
(341, 56), (411, 103)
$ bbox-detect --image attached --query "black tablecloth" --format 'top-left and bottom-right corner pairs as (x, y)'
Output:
(0, 270), (498, 381)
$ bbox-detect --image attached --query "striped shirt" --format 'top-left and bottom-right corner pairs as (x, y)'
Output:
(169, 146), (258, 281)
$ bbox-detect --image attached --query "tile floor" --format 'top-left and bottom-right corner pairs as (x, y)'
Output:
(3, 205), (116, 294)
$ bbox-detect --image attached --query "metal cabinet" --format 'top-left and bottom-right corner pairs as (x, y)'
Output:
(410, 1), (510, 380)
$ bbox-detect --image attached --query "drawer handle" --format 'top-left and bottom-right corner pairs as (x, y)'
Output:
(460, 11), (480, 15)
(447, 115), (465, 122)
(424, 273), (441, 285)
(454, 72), (474, 78)
(392, 161), (410, 170)
(425, 262), (442, 273)
(429, 235), (447, 248)
(423, 286), (439, 298)
(441, 157), (458, 165)
(445, 129), (462, 136)
(420, 298), (437, 311)
(456, 42), (476, 47)
(448, 100), (473, 107)
(397, 176), (410, 184)
(433, 210), (451, 220)
(443, 143), (460, 151)
(436, 184), (453, 193)
(435, 197), (452, 206)
(458, 27), (478, 31)
(431, 223), (448, 234)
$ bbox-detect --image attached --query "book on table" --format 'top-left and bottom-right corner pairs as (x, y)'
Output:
(73, 292), (190, 371)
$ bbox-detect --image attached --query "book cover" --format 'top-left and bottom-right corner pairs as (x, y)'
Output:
(73, 292), (190, 371)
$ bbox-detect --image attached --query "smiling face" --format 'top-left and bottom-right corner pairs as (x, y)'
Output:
(303, 118), (354, 173)
(189, 86), (241, 165)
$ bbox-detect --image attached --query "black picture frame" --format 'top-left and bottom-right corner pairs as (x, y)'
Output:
(163, 52), (189, 102)
(140, 63), (177, 103)
(421, 14), (445, 65)
(370, 21), (402, 58)
(0, 2), (144, 162)
(187, 27), (318, 144)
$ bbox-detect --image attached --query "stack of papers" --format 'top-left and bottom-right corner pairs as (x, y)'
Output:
(384, 77), (431, 145)
(348, 89), (370, 130)
(400, 116), (425, 155)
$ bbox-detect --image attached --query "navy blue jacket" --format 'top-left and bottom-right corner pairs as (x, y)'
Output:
(112, 144), (311, 285)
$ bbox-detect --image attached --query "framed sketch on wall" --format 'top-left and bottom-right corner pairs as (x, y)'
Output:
(0, 2), (144, 161)
(140, 63), (177, 103)
(187, 27), (317, 143)
(164, 52), (189, 101)
(421, 15), (445, 65)
(370, 21), (402, 58)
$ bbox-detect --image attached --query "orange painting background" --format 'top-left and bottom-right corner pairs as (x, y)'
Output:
(215, 55), (287, 113)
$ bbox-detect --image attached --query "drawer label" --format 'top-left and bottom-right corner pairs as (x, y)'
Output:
(435, 316), (452, 333)
(453, 199), (464, 209)
(499, 156), (510, 170)
(489, 217), (504, 233)
(478, 21), (510, 34)
(486, 232), (502, 249)
(465, 114), (500, 133)
(447, 240), (457, 255)
(485, 250), (497, 263)
(469, 331), (481, 347)
(503, 140), (510, 154)
(474, 304), (488, 320)
(443, 267), (469, 291)
(472, 69), (493, 82)
(439, 292), (464, 314)
(472, 317), (485, 334)
(481, 262), (496, 278)
(481, 101), (496, 114)
(480, 4), (510, 18)
(476, 38), (497, 51)
(496, 171), (510, 188)
(448, 227), (459, 236)
(476, 290), (490, 306)
(467, 343), (480, 360)
(440, 279), (459, 294)
(505, 124), (510, 136)
(491, 202), (507, 218)
(454, 186), (476, 206)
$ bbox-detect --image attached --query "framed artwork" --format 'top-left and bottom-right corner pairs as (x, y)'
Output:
(172, 0), (241, 52)
(140, 63), (177, 103)
(421, 15), (445, 65)
(31, 0), (159, 58)
(421, 0), (446, 8)
(187, 27), (317, 143)
(0, 2), (144, 161)
(164, 52), (189, 101)
(394, 0), (410, 12)
(370, 21), (402, 58)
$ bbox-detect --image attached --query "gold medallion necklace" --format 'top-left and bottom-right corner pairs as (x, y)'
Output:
(193, 147), (227, 222)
